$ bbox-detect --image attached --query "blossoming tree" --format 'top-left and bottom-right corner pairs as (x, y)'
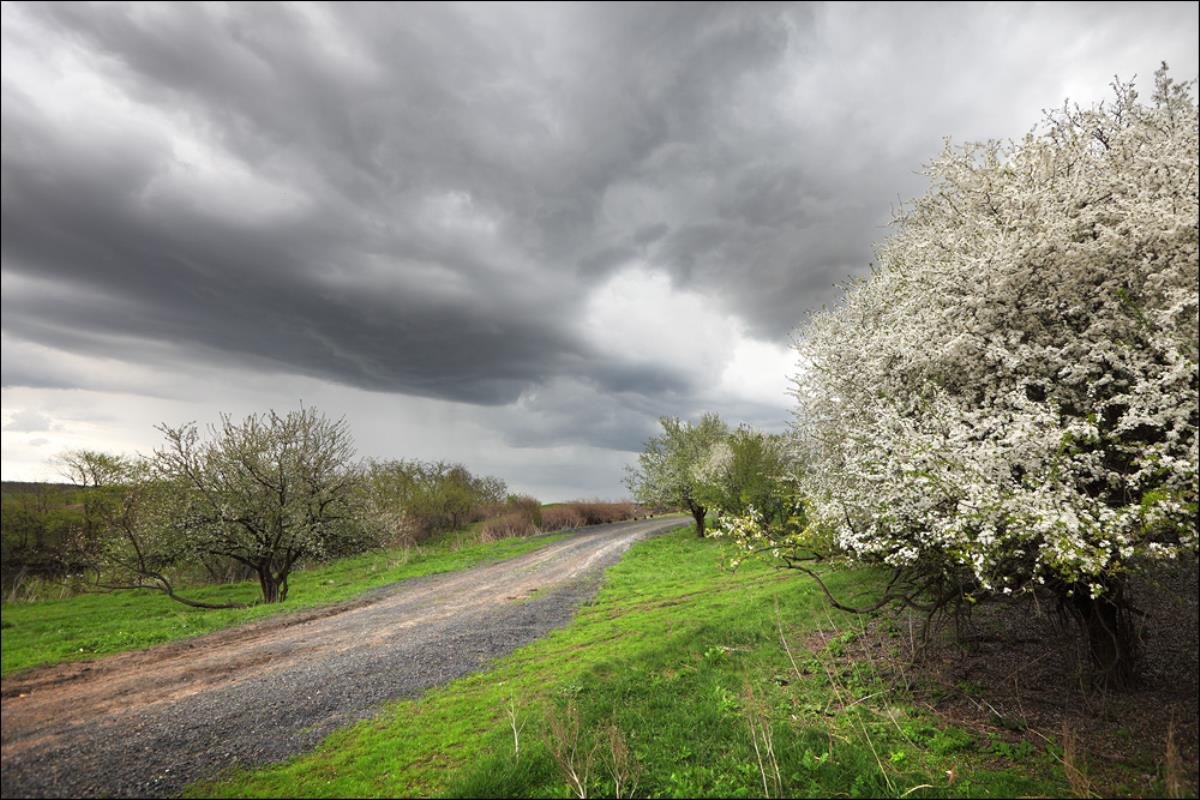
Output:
(727, 66), (1198, 687)
(625, 414), (728, 537)
(155, 407), (363, 604)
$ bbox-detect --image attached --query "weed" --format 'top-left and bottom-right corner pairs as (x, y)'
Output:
(1061, 722), (1093, 798)
(598, 717), (641, 799)
(1164, 718), (1186, 799)
(506, 694), (526, 761)
(542, 700), (597, 799)
(480, 512), (536, 541)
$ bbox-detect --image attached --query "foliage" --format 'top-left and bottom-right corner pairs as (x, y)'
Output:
(58, 453), (247, 609)
(359, 459), (508, 544)
(625, 413), (728, 536)
(763, 66), (1197, 686)
(694, 426), (800, 529)
(501, 494), (544, 528)
(1, 483), (90, 595)
(56, 450), (130, 489)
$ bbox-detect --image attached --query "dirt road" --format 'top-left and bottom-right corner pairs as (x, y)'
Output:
(0, 517), (684, 798)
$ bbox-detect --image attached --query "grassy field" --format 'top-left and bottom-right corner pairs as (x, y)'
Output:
(190, 526), (1069, 799)
(0, 528), (569, 676)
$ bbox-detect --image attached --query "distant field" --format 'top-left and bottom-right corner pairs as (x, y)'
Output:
(191, 527), (1071, 799)
(0, 528), (569, 676)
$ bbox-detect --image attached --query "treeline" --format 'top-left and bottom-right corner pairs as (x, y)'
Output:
(2, 484), (96, 594)
(1, 410), (648, 606)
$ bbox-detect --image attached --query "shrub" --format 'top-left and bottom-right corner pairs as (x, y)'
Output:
(568, 501), (640, 526)
(540, 506), (586, 532)
(481, 512), (536, 542)
(785, 66), (1198, 688)
(505, 494), (543, 527)
(361, 459), (509, 541)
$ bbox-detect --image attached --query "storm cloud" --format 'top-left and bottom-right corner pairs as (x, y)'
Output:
(2, 2), (1196, 496)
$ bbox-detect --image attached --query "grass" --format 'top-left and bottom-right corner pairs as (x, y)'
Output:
(0, 528), (569, 677)
(189, 527), (1068, 798)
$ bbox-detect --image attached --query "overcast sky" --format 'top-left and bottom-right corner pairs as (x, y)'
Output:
(2, 2), (1197, 498)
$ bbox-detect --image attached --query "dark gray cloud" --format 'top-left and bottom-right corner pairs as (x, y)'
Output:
(2, 2), (1197, 487)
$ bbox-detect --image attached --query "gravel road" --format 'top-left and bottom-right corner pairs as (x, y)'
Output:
(0, 517), (684, 798)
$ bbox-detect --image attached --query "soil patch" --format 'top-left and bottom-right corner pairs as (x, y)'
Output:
(840, 559), (1199, 797)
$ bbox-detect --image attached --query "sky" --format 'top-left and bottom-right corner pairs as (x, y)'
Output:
(2, 2), (1197, 499)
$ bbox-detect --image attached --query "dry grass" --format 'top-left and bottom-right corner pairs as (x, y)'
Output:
(556, 501), (642, 527)
(599, 717), (642, 799)
(1165, 718), (1186, 799)
(540, 701), (642, 799)
(743, 682), (783, 798)
(542, 701), (597, 799)
(478, 499), (644, 541)
(536, 502), (643, 533)
(1061, 722), (1093, 798)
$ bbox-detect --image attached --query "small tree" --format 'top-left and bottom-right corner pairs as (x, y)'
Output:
(693, 427), (799, 529)
(778, 66), (1197, 688)
(155, 407), (362, 604)
(57, 449), (130, 489)
(625, 413), (728, 536)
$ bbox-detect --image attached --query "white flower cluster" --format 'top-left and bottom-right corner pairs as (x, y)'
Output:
(788, 68), (1198, 599)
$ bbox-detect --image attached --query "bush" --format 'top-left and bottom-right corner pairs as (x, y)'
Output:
(562, 501), (641, 526)
(361, 459), (509, 542)
(788, 67), (1198, 688)
(505, 494), (543, 527)
(540, 506), (586, 532)
(480, 512), (536, 542)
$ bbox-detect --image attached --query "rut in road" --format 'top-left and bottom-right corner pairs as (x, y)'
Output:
(0, 517), (685, 798)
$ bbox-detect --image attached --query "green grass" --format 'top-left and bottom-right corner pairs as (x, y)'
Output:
(0, 529), (568, 676)
(190, 527), (1067, 799)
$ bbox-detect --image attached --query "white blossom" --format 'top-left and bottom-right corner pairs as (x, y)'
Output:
(786, 67), (1198, 598)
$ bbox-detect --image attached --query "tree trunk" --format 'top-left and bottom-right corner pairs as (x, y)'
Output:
(687, 501), (706, 538)
(1072, 583), (1137, 690)
(257, 567), (281, 604)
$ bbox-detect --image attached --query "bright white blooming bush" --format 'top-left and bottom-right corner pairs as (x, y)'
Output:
(720, 68), (1197, 681)
(794, 66), (1197, 599)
